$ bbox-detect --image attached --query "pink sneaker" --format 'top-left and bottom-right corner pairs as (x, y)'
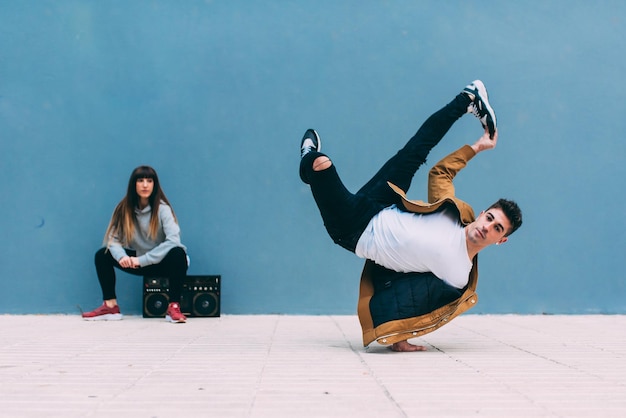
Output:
(82, 303), (122, 321)
(165, 302), (187, 323)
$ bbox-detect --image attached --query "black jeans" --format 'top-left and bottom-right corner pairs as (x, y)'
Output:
(94, 246), (188, 303)
(300, 93), (470, 252)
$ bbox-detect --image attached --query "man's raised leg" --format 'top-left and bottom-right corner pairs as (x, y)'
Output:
(356, 80), (497, 204)
(300, 129), (386, 252)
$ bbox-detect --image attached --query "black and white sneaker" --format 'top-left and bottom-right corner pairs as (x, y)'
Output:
(463, 80), (497, 138)
(300, 129), (321, 158)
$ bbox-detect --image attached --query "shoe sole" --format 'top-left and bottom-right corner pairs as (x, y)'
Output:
(82, 313), (123, 321)
(469, 80), (497, 128)
(165, 315), (186, 323)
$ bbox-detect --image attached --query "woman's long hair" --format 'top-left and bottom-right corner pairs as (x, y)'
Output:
(103, 166), (177, 247)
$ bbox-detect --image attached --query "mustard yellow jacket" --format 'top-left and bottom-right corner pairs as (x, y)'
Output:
(357, 145), (479, 347)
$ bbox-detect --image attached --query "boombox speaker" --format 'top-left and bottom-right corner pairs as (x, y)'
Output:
(143, 275), (221, 318)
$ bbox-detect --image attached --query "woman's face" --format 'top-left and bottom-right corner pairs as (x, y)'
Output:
(136, 177), (154, 201)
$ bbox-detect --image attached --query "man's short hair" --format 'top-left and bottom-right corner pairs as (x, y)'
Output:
(489, 199), (522, 236)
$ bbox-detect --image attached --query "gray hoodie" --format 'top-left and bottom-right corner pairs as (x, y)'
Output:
(107, 202), (186, 267)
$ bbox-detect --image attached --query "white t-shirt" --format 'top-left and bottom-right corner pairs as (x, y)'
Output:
(355, 205), (472, 289)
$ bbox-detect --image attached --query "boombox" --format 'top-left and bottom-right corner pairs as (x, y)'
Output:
(143, 275), (221, 318)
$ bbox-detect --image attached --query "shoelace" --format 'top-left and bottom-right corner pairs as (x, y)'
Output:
(468, 100), (485, 117)
(301, 145), (315, 157)
(468, 103), (489, 129)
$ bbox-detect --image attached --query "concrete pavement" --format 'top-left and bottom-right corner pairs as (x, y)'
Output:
(1, 314), (625, 417)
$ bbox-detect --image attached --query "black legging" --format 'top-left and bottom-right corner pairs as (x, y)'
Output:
(300, 93), (470, 252)
(94, 246), (188, 302)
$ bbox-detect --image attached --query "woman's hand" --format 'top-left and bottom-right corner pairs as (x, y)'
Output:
(118, 256), (140, 269)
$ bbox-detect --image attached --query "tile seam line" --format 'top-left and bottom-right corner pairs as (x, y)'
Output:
(330, 315), (408, 418)
(247, 314), (280, 417)
(454, 319), (625, 385)
(83, 324), (204, 417)
(422, 325), (557, 416)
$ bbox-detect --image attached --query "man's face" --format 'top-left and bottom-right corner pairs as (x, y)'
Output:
(466, 207), (511, 248)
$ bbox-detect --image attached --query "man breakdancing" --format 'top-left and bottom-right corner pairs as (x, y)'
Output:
(299, 80), (522, 352)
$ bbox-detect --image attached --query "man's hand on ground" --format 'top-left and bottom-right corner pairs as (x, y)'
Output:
(390, 340), (427, 352)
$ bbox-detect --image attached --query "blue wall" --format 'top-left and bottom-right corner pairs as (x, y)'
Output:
(1, 1), (624, 315)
